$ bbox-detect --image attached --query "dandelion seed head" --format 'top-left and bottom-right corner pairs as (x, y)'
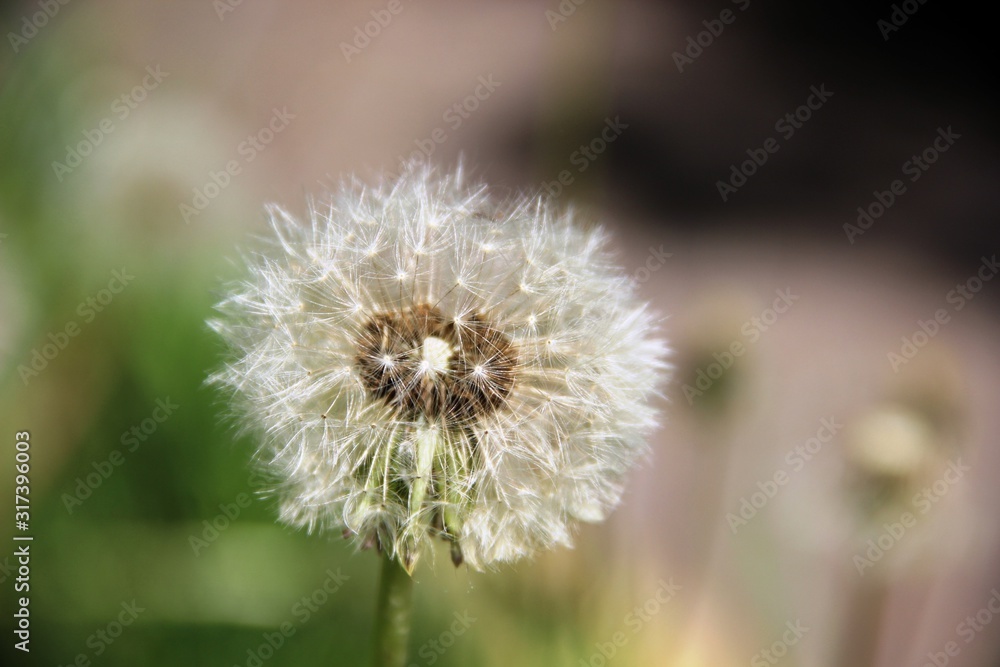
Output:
(209, 163), (669, 572)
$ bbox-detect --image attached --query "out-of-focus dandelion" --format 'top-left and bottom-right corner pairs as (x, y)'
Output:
(209, 162), (668, 665)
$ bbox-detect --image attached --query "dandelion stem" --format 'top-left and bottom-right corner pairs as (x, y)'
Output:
(371, 551), (414, 667)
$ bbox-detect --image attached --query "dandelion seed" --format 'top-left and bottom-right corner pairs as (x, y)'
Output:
(209, 162), (669, 572)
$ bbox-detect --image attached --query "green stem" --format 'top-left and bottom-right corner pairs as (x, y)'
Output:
(371, 551), (414, 667)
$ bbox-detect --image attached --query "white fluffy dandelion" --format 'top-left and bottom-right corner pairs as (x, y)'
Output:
(210, 163), (668, 572)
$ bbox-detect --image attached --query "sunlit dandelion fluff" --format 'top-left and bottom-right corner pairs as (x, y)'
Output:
(209, 163), (668, 572)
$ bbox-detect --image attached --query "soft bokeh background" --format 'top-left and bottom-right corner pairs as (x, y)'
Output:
(2, 1), (998, 665)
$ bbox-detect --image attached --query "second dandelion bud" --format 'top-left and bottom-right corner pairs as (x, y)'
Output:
(210, 163), (668, 572)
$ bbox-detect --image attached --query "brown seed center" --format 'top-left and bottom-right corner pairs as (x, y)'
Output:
(355, 304), (516, 422)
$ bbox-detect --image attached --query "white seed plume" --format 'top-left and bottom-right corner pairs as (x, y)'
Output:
(209, 163), (668, 572)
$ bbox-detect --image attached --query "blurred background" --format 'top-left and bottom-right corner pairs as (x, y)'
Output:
(2, 0), (998, 665)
